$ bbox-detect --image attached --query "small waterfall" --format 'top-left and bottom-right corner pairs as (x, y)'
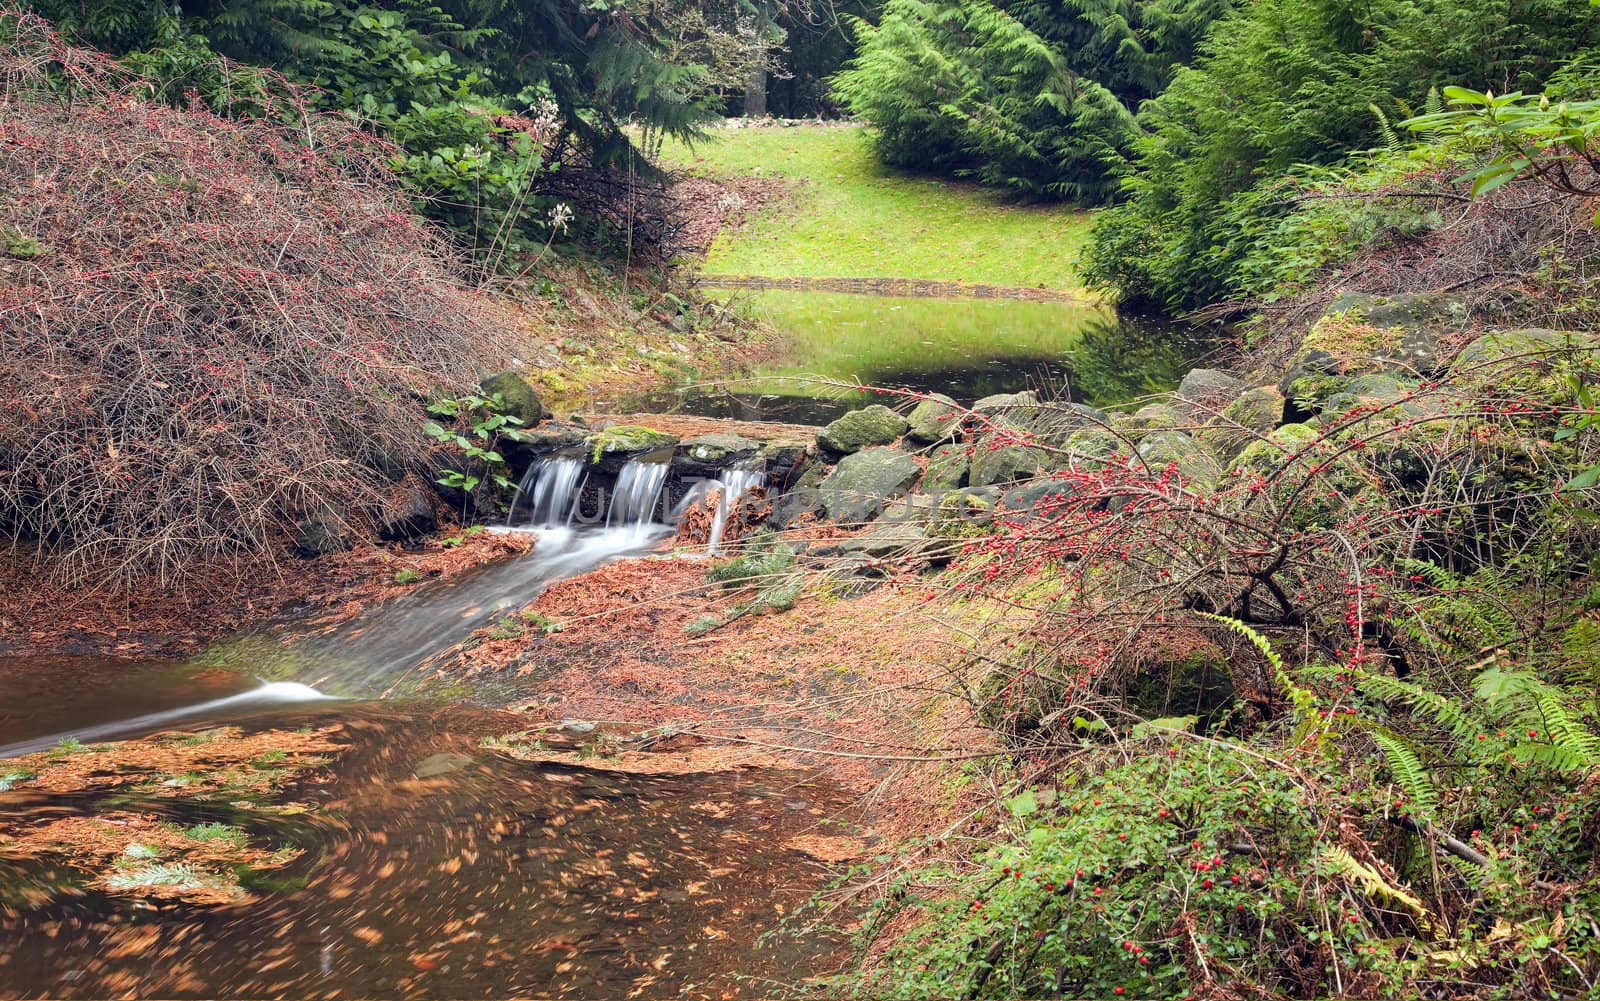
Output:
(607, 459), (670, 528)
(674, 461), (767, 553)
(509, 456), (585, 527)
(0, 682), (338, 759)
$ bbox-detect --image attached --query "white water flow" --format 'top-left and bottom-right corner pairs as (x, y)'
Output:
(0, 682), (339, 758)
(5, 459), (696, 753)
(607, 460), (670, 530)
(674, 462), (767, 554)
(509, 456), (585, 527)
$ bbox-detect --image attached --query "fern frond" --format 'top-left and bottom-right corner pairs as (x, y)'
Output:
(1536, 691), (1600, 764)
(1319, 845), (1432, 923)
(1328, 667), (1481, 739)
(1371, 729), (1439, 816)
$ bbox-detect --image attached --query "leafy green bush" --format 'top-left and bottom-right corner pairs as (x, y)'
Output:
(1080, 0), (1600, 309)
(833, 0), (1222, 203)
(833, 0), (1135, 202)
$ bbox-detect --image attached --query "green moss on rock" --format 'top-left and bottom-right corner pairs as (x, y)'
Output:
(818, 405), (910, 454)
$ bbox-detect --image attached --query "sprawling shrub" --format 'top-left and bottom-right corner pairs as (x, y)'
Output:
(0, 11), (498, 586)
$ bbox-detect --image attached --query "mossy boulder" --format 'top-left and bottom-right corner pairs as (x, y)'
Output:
(831, 519), (930, 557)
(1450, 329), (1595, 405)
(293, 510), (350, 557)
(1280, 296), (1465, 412)
(818, 405), (909, 454)
(1320, 292), (1466, 373)
(681, 433), (760, 463)
(478, 371), (551, 427)
(1122, 638), (1234, 728)
(1230, 422), (1319, 478)
(930, 488), (999, 539)
(1031, 402), (1109, 446)
(586, 425), (678, 463)
(819, 447), (920, 524)
(923, 443), (970, 490)
(1062, 428), (1124, 471)
(1137, 431), (1222, 491)
(1002, 478), (1076, 520)
(969, 433), (1048, 487)
(376, 484), (436, 542)
(1118, 403), (1185, 436)
(1196, 386), (1285, 460)
(905, 393), (962, 443)
(1322, 373), (1422, 417)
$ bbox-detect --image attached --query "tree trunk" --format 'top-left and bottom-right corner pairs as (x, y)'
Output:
(744, 64), (768, 117)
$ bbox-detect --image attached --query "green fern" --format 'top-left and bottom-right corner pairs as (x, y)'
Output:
(1198, 613), (1317, 714)
(1370, 729), (1439, 815)
(1536, 690), (1600, 764)
(1320, 666), (1479, 739)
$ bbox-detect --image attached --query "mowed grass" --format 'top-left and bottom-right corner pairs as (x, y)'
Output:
(660, 125), (1091, 290)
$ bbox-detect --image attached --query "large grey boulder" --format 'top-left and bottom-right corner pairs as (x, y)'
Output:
(681, 432), (761, 463)
(905, 393), (962, 443)
(1030, 402), (1109, 446)
(1279, 294), (1468, 410)
(1136, 431), (1223, 491)
(819, 447), (920, 524)
(923, 444), (970, 490)
(1195, 386), (1285, 460)
(972, 391), (1042, 432)
(969, 433), (1047, 487)
(1175, 369), (1246, 419)
(377, 484), (436, 541)
(818, 405), (910, 454)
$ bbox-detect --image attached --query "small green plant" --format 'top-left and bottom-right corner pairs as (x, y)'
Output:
(485, 615), (526, 640)
(393, 568), (420, 585)
(439, 524), (487, 548)
(684, 613), (724, 637)
(0, 768), (35, 791)
(49, 737), (84, 756)
(1, 224), (46, 259)
(122, 843), (161, 861)
(423, 392), (533, 501)
(253, 750), (288, 766)
(106, 862), (203, 890)
(519, 609), (564, 633)
(183, 822), (245, 844)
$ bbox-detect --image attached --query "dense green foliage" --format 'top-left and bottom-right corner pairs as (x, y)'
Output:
(833, 0), (1225, 201)
(1080, 0), (1600, 310)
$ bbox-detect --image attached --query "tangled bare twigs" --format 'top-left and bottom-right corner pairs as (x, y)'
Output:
(0, 11), (500, 588)
(1248, 167), (1600, 370)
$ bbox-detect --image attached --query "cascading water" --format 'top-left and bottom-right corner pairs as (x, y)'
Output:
(607, 459), (670, 530)
(0, 682), (339, 759)
(509, 455), (585, 527)
(675, 461), (768, 554)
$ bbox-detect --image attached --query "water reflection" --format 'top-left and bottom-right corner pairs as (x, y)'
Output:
(624, 292), (1206, 423)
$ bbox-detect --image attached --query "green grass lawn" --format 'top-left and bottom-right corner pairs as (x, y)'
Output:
(661, 125), (1092, 290)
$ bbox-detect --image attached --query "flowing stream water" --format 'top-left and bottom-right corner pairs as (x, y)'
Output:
(2, 287), (1198, 996)
(0, 460), (836, 999)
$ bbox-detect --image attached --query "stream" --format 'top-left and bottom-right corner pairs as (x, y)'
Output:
(0, 468), (848, 999)
(1, 292), (1201, 997)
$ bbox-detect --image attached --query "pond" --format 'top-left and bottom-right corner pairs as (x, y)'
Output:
(622, 289), (1209, 424)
